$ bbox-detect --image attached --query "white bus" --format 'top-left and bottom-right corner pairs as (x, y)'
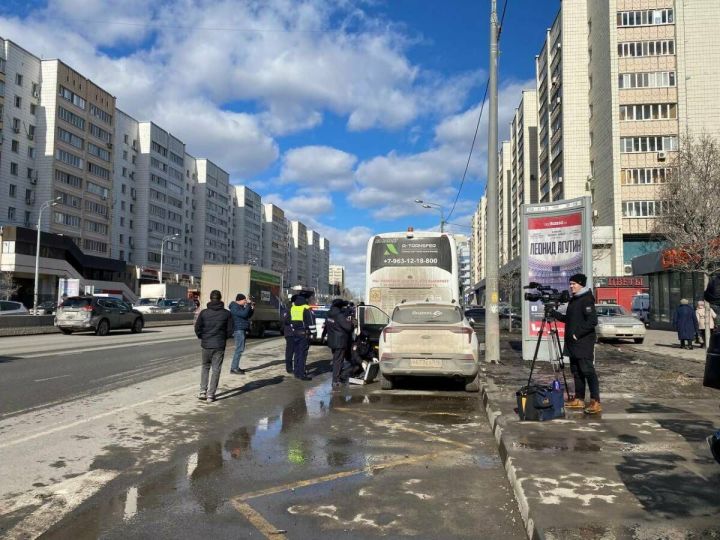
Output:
(365, 229), (460, 316)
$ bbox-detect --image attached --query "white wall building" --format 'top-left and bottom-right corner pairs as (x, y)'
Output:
(233, 185), (263, 266)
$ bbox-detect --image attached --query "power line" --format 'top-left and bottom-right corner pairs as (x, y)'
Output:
(446, 0), (510, 221)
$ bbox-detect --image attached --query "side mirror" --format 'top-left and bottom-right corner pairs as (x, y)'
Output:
(468, 318), (475, 325)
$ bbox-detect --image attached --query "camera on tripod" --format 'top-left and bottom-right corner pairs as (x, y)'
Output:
(523, 282), (570, 312)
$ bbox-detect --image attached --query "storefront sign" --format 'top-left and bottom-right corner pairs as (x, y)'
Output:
(594, 276), (649, 288)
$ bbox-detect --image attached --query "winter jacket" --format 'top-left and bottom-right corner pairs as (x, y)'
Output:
(194, 301), (234, 349)
(696, 305), (717, 331)
(280, 302), (293, 337)
(230, 302), (254, 332)
(552, 288), (598, 359)
(673, 304), (699, 340)
(326, 305), (353, 350)
(704, 275), (720, 306)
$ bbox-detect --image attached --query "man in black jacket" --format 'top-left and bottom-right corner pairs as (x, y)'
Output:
(326, 298), (354, 389)
(551, 273), (601, 414)
(194, 290), (234, 403)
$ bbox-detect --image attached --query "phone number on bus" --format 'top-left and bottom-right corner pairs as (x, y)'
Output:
(382, 257), (439, 265)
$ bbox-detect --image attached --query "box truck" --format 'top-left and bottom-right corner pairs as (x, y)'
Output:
(200, 264), (284, 337)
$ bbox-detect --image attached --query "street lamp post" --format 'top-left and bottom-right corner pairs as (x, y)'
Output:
(159, 234), (179, 284)
(415, 199), (446, 232)
(33, 197), (61, 315)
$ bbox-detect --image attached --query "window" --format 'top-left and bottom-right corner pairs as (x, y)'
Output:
(85, 220), (108, 235)
(622, 200), (669, 217)
(121, 184), (126, 194)
(26, 167), (34, 179)
(27, 147), (35, 159)
(619, 103), (677, 121)
(58, 106), (85, 129)
(10, 162), (18, 176)
(620, 136), (678, 153)
(55, 148), (84, 169)
(122, 167), (127, 177)
(0, 58), (5, 73)
(89, 104), (112, 125)
(58, 85), (86, 109)
(15, 73), (23, 86)
(9, 184), (16, 197)
(57, 127), (84, 149)
(120, 216), (125, 226)
(12, 117), (20, 131)
(617, 9), (673, 27)
(151, 141), (168, 157)
(84, 200), (109, 217)
(87, 161), (110, 180)
(123, 150), (128, 160)
(83, 239), (108, 253)
(7, 207), (16, 222)
(124, 134), (129, 144)
(56, 190), (82, 209)
(87, 142), (111, 162)
(55, 169), (83, 189)
(621, 167), (673, 185)
(53, 211), (81, 228)
(618, 40), (675, 57)
(87, 181), (109, 199)
(30, 103), (37, 115)
(14, 95), (21, 108)
(11, 140), (19, 153)
(89, 123), (112, 143)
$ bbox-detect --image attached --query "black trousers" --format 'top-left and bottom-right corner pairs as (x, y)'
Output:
(331, 347), (349, 383)
(570, 355), (600, 401)
(284, 336), (294, 373)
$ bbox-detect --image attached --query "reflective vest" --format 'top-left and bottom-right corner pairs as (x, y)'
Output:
(290, 304), (310, 326)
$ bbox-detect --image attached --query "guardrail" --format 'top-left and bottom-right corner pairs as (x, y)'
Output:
(0, 313), (194, 337)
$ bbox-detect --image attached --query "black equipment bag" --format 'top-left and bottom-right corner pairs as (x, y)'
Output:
(703, 333), (720, 390)
(516, 384), (565, 421)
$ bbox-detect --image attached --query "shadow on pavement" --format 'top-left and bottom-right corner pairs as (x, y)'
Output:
(0, 356), (19, 364)
(214, 375), (285, 401)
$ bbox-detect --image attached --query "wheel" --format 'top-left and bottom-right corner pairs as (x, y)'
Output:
(255, 324), (265, 338)
(465, 374), (480, 393)
(634, 338), (644, 344)
(59, 328), (73, 335)
(131, 317), (144, 333)
(380, 375), (393, 390)
(95, 319), (110, 336)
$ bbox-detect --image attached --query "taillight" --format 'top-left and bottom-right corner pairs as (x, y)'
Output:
(81, 305), (94, 312)
(450, 326), (474, 343)
(381, 326), (402, 342)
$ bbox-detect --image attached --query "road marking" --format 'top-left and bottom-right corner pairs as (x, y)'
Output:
(230, 500), (288, 538)
(18, 336), (197, 359)
(335, 408), (474, 450)
(33, 374), (71, 383)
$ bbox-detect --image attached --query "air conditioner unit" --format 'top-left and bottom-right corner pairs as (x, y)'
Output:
(557, 42), (562, 49)
(106, 142), (113, 149)
(551, 76), (558, 85)
(623, 264), (633, 276)
(657, 151), (667, 161)
(556, 176), (563, 183)
(556, 97), (561, 104)
(592, 209), (599, 218)
(32, 90), (40, 98)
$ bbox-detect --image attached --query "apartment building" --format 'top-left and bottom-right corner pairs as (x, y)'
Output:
(329, 264), (345, 294)
(319, 237), (330, 295)
(0, 39), (41, 233)
(38, 60), (116, 258)
(306, 229), (320, 292)
(497, 141), (512, 266)
(508, 90), (539, 260)
(111, 109), (139, 263)
(289, 220), (308, 286)
(470, 196), (486, 286)
(262, 203), (288, 278)
(454, 234), (472, 299)
(233, 186), (263, 266)
(195, 159), (231, 268)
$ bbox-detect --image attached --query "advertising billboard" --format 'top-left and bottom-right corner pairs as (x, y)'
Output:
(521, 197), (593, 361)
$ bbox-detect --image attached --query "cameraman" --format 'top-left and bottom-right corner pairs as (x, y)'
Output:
(550, 273), (601, 415)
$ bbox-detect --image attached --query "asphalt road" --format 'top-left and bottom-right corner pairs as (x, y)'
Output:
(0, 328), (524, 539)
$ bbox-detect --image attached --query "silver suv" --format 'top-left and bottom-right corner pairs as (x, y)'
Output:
(55, 296), (144, 336)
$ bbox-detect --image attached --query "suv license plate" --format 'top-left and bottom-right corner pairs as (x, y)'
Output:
(410, 358), (443, 368)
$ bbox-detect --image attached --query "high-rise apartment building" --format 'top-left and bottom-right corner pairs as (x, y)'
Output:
(111, 109), (139, 264)
(306, 229), (320, 292)
(289, 220), (308, 286)
(195, 159), (231, 267)
(319, 237), (330, 295)
(498, 141), (513, 266)
(233, 186), (263, 266)
(470, 196), (486, 286)
(262, 203), (288, 278)
(454, 234), (472, 299)
(329, 264), (344, 294)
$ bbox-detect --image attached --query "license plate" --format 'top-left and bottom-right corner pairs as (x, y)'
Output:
(410, 358), (443, 368)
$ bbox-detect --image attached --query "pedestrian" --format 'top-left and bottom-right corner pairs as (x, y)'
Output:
(285, 295), (316, 381)
(281, 295), (298, 374)
(673, 298), (699, 350)
(695, 300), (716, 348)
(550, 273), (601, 414)
(194, 290), (234, 403)
(326, 298), (353, 389)
(229, 293), (255, 375)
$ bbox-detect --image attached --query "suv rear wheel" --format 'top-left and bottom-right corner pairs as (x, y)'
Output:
(95, 319), (110, 336)
(59, 328), (73, 335)
(131, 317), (144, 333)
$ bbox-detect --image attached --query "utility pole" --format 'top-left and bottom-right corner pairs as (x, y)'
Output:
(484, 0), (500, 363)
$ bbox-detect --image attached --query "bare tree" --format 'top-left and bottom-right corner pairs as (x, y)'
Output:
(498, 266), (521, 331)
(0, 271), (19, 301)
(655, 132), (720, 346)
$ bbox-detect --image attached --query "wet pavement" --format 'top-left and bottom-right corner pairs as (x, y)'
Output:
(481, 335), (720, 539)
(6, 341), (525, 539)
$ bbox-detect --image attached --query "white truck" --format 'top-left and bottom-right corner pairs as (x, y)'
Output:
(139, 283), (189, 301)
(200, 264), (284, 337)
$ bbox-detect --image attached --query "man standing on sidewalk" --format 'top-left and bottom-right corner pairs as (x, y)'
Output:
(551, 273), (601, 414)
(195, 290), (234, 403)
(229, 294), (254, 374)
(286, 295), (315, 381)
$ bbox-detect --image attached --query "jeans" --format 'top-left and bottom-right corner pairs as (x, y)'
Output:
(230, 330), (246, 371)
(570, 355), (599, 401)
(200, 348), (225, 397)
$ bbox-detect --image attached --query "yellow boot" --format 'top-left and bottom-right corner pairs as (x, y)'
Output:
(584, 400), (602, 414)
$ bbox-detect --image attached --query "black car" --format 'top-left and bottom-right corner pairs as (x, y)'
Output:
(464, 307), (486, 327)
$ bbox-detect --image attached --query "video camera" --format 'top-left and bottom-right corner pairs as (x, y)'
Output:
(523, 282), (570, 311)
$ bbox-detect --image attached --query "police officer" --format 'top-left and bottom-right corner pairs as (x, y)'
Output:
(326, 298), (353, 389)
(550, 273), (601, 415)
(281, 295), (298, 374)
(286, 295), (315, 381)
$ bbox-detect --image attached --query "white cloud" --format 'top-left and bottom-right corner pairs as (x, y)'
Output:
(280, 146), (357, 191)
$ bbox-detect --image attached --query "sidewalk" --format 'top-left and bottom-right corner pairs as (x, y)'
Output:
(630, 328), (708, 362)
(481, 333), (720, 539)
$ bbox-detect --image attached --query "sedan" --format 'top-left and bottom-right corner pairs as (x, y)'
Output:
(595, 304), (646, 344)
(379, 301), (480, 392)
(0, 300), (29, 316)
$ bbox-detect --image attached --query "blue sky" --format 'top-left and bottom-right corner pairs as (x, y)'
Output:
(0, 0), (560, 293)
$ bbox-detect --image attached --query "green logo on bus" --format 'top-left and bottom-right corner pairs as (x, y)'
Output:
(384, 244), (399, 256)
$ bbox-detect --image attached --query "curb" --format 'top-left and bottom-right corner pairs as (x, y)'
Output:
(480, 376), (543, 540)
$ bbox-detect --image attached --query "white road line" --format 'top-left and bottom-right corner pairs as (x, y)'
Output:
(18, 336), (197, 359)
(33, 374), (71, 383)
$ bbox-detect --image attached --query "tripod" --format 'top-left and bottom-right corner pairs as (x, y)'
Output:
(526, 306), (571, 401)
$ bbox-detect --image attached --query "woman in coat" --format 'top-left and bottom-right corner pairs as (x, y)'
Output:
(673, 298), (699, 349)
(695, 300), (716, 348)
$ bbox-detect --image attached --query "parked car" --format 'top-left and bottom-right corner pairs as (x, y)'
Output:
(309, 305), (330, 344)
(379, 301), (480, 392)
(464, 306), (485, 328)
(631, 293), (650, 326)
(499, 305), (522, 328)
(55, 296), (144, 335)
(0, 300), (29, 316)
(595, 304), (646, 344)
(31, 300), (58, 315)
(150, 298), (197, 314)
(133, 298), (162, 314)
